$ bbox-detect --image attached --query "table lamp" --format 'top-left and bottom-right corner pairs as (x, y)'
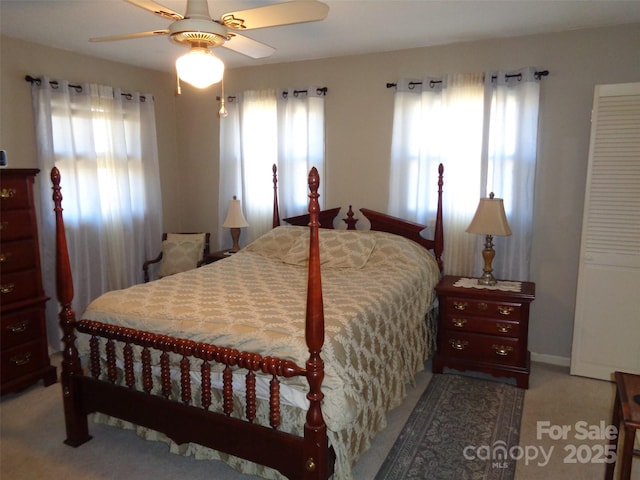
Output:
(466, 192), (512, 285)
(222, 196), (249, 253)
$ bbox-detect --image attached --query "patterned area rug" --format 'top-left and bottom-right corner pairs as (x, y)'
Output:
(375, 373), (525, 480)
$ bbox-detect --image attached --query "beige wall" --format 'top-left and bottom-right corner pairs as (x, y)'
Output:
(2, 23), (639, 361)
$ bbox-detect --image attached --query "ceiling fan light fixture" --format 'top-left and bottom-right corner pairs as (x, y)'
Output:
(176, 47), (224, 89)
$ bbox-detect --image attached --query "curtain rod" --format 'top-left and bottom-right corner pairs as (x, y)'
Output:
(217, 86), (328, 103)
(282, 87), (328, 98)
(25, 75), (149, 102)
(386, 70), (549, 89)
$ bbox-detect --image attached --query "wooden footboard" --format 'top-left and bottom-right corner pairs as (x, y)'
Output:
(51, 167), (334, 480)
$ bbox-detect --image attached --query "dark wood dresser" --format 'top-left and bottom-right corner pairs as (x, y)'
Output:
(432, 275), (535, 388)
(1, 168), (57, 394)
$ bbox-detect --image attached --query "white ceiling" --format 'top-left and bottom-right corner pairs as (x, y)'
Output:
(2, 0), (640, 73)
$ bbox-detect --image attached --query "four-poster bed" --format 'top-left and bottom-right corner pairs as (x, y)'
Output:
(50, 163), (444, 480)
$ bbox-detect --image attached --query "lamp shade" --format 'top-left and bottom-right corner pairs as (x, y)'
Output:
(176, 47), (224, 89)
(466, 193), (512, 236)
(222, 196), (249, 228)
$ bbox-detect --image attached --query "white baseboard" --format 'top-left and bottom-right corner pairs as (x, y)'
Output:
(531, 352), (571, 367)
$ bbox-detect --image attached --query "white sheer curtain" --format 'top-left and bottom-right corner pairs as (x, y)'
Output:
(219, 89), (277, 247)
(482, 68), (541, 281)
(218, 87), (325, 249)
(276, 88), (326, 220)
(31, 78), (163, 348)
(389, 74), (485, 276)
(389, 68), (541, 280)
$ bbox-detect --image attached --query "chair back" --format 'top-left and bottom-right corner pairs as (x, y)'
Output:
(143, 232), (210, 282)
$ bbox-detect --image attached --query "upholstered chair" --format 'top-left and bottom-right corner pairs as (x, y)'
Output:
(142, 232), (210, 282)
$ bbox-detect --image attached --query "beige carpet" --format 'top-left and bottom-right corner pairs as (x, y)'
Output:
(1, 355), (638, 479)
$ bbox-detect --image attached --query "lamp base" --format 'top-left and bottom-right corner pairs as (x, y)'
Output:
(477, 234), (497, 285)
(477, 272), (497, 286)
(229, 227), (241, 253)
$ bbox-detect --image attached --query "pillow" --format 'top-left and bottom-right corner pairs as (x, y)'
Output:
(157, 233), (205, 277)
(166, 232), (206, 247)
(282, 230), (377, 268)
(242, 226), (307, 260)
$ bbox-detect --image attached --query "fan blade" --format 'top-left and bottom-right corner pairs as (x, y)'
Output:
(89, 30), (170, 42)
(223, 33), (275, 59)
(125, 0), (183, 21)
(221, 0), (329, 30)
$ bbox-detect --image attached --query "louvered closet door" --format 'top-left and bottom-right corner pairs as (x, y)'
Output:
(570, 82), (640, 381)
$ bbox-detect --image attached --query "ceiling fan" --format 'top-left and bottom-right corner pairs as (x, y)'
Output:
(90, 0), (329, 87)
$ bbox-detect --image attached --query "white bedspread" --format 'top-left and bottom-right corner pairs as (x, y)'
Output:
(81, 226), (441, 480)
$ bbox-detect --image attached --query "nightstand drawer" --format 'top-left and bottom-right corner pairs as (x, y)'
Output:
(444, 296), (524, 321)
(439, 331), (523, 367)
(443, 315), (521, 337)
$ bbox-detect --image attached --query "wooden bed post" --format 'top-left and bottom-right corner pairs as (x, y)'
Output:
(303, 167), (330, 479)
(342, 205), (358, 230)
(272, 164), (281, 228)
(434, 163), (444, 272)
(50, 167), (91, 447)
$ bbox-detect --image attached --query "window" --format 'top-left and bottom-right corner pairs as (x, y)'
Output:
(389, 69), (541, 281)
(219, 87), (326, 247)
(31, 79), (162, 347)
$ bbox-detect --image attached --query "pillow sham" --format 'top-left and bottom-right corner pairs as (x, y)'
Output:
(242, 226), (307, 260)
(282, 230), (377, 268)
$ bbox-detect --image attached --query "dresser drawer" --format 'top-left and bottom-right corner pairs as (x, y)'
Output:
(0, 239), (37, 273)
(0, 209), (35, 241)
(1, 340), (48, 382)
(442, 314), (521, 337)
(439, 331), (523, 367)
(1, 307), (44, 349)
(0, 178), (32, 211)
(444, 296), (524, 321)
(0, 269), (41, 304)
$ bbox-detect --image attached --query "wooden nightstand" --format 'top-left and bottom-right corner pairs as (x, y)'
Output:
(205, 249), (234, 264)
(432, 275), (535, 389)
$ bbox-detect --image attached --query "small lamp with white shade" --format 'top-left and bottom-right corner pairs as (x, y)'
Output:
(222, 196), (249, 253)
(466, 192), (512, 285)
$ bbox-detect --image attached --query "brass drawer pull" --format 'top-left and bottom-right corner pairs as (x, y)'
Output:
(1, 188), (17, 199)
(477, 302), (488, 310)
(1, 283), (15, 294)
(10, 352), (32, 366)
(7, 320), (29, 333)
(0, 253), (6, 262)
(450, 339), (469, 350)
(496, 323), (512, 333)
(453, 301), (468, 311)
(451, 318), (467, 328)
(492, 345), (513, 356)
(0, 221), (7, 231)
(498, 306), (514, 316)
